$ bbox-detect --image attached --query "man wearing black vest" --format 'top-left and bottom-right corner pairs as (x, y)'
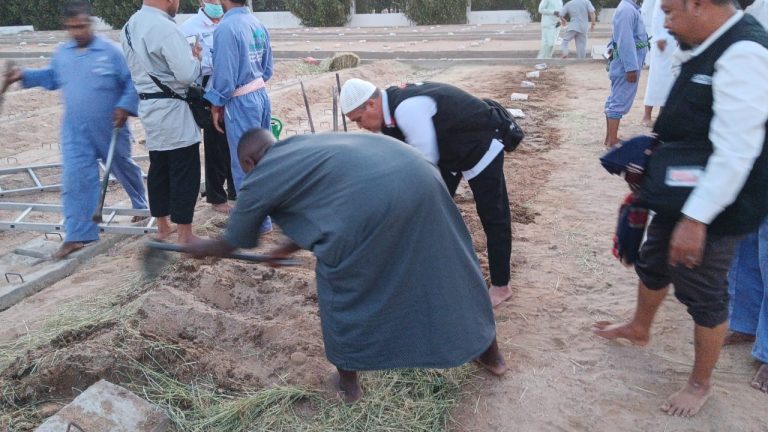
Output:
(339, 79), (513, 308)
(593, 0), (768, 417)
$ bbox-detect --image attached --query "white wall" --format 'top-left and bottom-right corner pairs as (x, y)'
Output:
(599, 8), (616, 23)
(348, 13), (413, 27)
(468, 10), (531, 25)
(0, 26), (34, 35)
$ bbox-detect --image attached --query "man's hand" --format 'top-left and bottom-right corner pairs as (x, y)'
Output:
(656, 39), (668, 52)
(113, 108), (130, 128)
(265, 241), (301, 268)
(212, 105), (225, 134)
(2, 67), (22, 92)
(668, 217), (707, 269)
(192, 41), (203, 61)
(626, 70), (638, 83)
(590, 22), (596, 32)
(182, 237), (236, 259)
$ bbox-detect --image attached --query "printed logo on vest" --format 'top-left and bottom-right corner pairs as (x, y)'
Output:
(665, 166), (705, 187)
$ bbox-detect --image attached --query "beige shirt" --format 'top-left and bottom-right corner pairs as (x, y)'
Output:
(122, 6), (201, 151)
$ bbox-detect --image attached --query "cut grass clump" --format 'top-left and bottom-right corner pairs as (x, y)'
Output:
(123, 354), (473, 432)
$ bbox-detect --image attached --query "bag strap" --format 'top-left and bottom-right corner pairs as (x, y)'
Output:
(124, 24), (187, 102)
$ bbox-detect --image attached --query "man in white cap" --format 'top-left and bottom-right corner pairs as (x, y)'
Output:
(339, 78), (514, 308)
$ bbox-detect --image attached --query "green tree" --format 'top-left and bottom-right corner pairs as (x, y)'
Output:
(403, 0), (468, 25)
(285, 0), (352, 27)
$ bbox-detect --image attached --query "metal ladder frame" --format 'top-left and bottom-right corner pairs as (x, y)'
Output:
(0, 155), (149, 198)
(0, 202), (157, 235)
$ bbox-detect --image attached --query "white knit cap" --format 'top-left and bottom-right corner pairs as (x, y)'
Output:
(340, 78), (377, 114)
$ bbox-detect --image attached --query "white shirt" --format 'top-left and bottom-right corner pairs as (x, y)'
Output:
(122, 6), (201, 151)
(179, 9), (216, 82)
(382, 91), (503, 180)
(678, 11), (768, 224)
(746, 0), (768, 29)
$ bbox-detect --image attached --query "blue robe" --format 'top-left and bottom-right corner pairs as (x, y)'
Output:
(22, 36), (147, 243)
(205, 7), (273, 192)
(605, 0), (648, 119)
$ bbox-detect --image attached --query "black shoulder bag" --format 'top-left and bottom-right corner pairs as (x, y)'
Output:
(637, 140), (713, 217)
(483, 98), (525, 152)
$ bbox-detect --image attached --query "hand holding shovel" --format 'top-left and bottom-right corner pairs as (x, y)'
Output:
(142, 239), (301, 280)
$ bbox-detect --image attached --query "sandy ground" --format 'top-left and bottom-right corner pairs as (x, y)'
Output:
(0, 24), (766, 431)
(451, 63), (768, 432)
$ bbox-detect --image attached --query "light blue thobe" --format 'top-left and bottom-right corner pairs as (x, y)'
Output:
(728, 217), (768, 364)
(604, 0), (648, 119)
(22, 36), (147, 243)
(205, 7), (273, 192)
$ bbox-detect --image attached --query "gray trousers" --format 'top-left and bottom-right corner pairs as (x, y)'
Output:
(561, 30), (588, 58)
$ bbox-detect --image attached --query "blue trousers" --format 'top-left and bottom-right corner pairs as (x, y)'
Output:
(224, 88), (272, 232)
(604, 72), (642, 119)
(61, 128), (148, 242)
(728, 217), (768, 363)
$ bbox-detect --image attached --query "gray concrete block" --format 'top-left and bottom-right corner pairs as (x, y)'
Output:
(35, 380), (169, 432)
(1, 235), (127, 311)
(0, 258), (78, 311)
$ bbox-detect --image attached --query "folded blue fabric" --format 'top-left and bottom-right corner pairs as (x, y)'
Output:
(600, 135), (657, 176)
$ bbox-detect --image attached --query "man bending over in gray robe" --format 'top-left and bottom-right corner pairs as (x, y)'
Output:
(183, 129), (507, 402)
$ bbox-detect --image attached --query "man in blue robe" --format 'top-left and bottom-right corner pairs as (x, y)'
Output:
(204, 0), (273, 232)
(4, 1), (147, 259)
(183, 129), (507, 403)
(604, 0), (648, 147)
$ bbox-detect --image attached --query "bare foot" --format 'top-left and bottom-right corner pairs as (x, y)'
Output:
(660, 380), (712, 417)
(641, 118), (653, 128)
(212, 203), (232, 214)
(592, 321), (650, 346)
(330, 370), (362, 403)
(154, 217), (177, 241)
(473, 338), (508, 376)
(177, 233), (202, 245)
(752, 363), (768, 394)
(489, 284), (513, 308)
(51, 242), (85, 260)
(722, 331), (756, 346)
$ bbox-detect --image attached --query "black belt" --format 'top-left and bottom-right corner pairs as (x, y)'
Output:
(139, 92), (184, 101)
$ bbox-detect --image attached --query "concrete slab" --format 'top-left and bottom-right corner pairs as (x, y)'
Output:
(0, 234), (127, 311)
(0, 26), (34, 35)
(35, 380), (169, 432)
(0, 258), (77, 311)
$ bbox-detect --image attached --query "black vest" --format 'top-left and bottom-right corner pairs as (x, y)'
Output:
(382, 82), (503, 172)
(653, 15), (768, 236)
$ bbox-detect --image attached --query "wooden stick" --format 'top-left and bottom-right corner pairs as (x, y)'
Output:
(336, 73), (347, 132)
(300, 81), (315, 134)
(332, 85), (339, 132)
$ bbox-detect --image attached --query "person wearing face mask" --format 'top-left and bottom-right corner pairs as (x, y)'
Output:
(121, 0), (203, 245)
(2, 0), (148, 259)
(180, 0), (237, 214)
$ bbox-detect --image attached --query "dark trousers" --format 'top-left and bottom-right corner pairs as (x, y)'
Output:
(441, 151), (512, 286)
(148, 143), (200, 225)
(203, 126), (236, 204)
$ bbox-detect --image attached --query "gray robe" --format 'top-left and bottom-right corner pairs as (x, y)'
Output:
(224, 133), (496, 371)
